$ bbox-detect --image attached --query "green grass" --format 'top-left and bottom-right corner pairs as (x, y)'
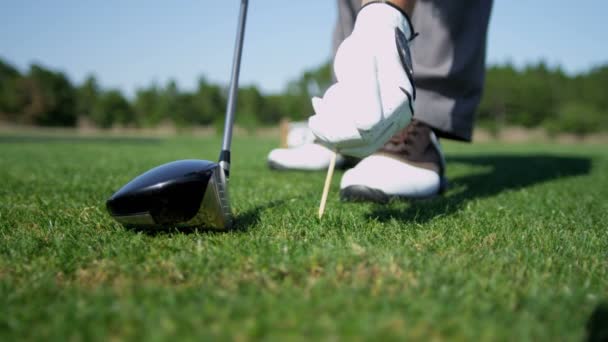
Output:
(0, 134), (606, 341)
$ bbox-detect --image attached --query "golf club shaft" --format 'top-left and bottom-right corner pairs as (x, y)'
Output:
(220, 0), (249, 175)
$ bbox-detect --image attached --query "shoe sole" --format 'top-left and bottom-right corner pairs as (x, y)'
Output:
(340, 177), (449, 204)
(340, 185), (391, 204)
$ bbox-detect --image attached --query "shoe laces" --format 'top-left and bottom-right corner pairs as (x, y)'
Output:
(388, 119), (423, 156)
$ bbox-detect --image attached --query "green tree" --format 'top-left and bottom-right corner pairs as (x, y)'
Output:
(20, 64), (77, 126)
(158, 80), (180, 125)
(545, 102), (606, 135)
(194, 77), (225, 125)
(236, 86), (265, 130)
(0, 59), (23, 119)
(92, 90), (134, 128)
(172, 93), (199, 127)
(76, 74), (100, 118)
(134, 85), (164, 127)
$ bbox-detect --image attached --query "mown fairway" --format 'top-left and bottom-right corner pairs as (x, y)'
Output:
(0, 134), (606, 340)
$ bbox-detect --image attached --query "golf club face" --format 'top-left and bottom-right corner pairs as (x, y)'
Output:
(106, 160), (232, 230)
(106, 0), (247, 231)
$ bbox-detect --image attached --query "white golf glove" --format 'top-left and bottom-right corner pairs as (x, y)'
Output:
(308, 2), (416, 158)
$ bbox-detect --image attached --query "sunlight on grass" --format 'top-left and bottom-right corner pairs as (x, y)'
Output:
(0, 135), (606, 340)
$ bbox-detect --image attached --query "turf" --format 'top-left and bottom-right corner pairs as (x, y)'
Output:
(0, 134), (606, 341)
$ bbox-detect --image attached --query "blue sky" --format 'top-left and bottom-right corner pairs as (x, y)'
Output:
(1, 1), (606, 95)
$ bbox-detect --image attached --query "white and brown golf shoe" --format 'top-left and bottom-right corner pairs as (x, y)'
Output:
(340, 119), (448, 203)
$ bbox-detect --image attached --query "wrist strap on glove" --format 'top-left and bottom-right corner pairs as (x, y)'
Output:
(359, 0), (417, 39)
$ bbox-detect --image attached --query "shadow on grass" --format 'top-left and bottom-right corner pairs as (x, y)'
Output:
(587, 302), (608, 342)
(0, 135), (161, 144)
(366, 154), (592, 223)
(126, 199), (290, 236)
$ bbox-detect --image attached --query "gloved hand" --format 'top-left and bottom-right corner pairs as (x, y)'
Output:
(308, 2), (416, 158)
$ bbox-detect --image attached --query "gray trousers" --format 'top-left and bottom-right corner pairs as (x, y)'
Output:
(334, 0), (493, 141)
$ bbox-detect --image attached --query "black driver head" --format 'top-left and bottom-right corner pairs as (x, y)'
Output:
(106, 159), (232, 230)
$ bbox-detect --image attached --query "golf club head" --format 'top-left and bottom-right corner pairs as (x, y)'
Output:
(106, 160), (232, 230)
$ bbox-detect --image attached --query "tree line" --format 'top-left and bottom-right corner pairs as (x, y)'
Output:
(1, 57), (606, 135)
(478, 62), (608, 135)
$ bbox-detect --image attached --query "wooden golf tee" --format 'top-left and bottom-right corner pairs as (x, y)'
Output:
(318, 151), (337, 219)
